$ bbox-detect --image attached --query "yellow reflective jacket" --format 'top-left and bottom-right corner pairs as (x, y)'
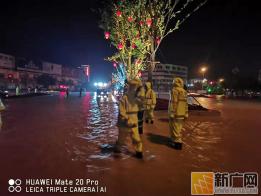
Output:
(168, 78), (188, 119)
(117, 93), (139, 127)
(136, 86), (145, 110)
(144, 82), (156, 110)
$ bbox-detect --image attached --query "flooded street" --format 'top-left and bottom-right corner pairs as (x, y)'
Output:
(0, 93), (260, 196)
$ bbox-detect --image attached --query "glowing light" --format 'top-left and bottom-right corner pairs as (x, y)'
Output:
(146, 18), (152, 27)
(104, 32), (110, 39)
(200, 67), (207, 73)
(85, 66), (89, 76)
(118, 43), (123, 50)
(116, 10), (122, 17)
(202, 79), (207, 83)
(128, 16), (133, 22)
(112, 63), (126, 91)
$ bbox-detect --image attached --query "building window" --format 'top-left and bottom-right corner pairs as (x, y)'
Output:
(166, 66), (170, 69)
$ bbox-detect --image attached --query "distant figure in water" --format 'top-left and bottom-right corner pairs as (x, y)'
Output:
(16, 86), (20, 96)
(79, 88), (83, 97)
(0, 98), (5, 130)
(66, 88), (69, 98)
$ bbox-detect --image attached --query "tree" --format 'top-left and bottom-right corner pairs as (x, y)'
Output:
(112, 63), (127, 90)
(100, 1), (150, 79)
(101, 0), (208, 81)
(36, 74), (56, 88)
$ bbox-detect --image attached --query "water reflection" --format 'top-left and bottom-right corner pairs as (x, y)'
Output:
(69, 93), (119, 171)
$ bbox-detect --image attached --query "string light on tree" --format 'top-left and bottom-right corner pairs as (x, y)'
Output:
(101, 0), (208, 81)
(113, 62), (117, 68)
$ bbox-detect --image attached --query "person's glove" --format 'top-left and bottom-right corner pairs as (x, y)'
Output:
(126, 119), (137, 128)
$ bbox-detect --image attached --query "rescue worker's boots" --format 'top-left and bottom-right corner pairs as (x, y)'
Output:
(135, 151), (143, 159)
(138, 127), (143, 134)
(146, 119), (153, 124)
(169, 142), (182, 150)
(174, 142), (182, 150)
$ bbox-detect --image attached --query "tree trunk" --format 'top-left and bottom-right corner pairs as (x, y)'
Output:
(148, 36), (155, 82)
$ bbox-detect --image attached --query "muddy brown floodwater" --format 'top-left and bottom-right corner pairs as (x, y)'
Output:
(0, 92), (260, 196)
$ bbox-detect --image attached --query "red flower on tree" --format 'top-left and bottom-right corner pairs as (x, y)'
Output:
(113, 62), (117, 68)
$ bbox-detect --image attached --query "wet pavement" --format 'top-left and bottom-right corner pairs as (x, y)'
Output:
(0, 92), (260, 196)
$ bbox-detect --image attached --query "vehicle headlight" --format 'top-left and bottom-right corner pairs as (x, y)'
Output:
(101, 92), (104, 95)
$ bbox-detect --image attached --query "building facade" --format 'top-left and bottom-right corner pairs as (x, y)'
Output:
(142, 64), (188, 92)
(0, 52), (85, 90)
(0, 53), (15, 69)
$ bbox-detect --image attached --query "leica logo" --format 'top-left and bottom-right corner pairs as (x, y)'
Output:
(8, 179), (22, 192)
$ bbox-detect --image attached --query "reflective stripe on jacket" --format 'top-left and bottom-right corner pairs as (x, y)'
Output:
(145, 89), (156, 107)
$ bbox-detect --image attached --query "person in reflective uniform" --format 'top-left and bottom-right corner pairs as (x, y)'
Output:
(144, 82), (156, 124)
(0, 98), (5, 130)
(115, 79), (143, 159)
(136, 80), (145, 134)
(168, 77), (188, 150)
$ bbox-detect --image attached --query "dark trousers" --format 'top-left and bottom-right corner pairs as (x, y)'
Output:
(138, 110), (144, 134)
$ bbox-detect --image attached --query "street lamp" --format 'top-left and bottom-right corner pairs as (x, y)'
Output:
(200, 66), (207, 90)
(200, 67), (207, 78)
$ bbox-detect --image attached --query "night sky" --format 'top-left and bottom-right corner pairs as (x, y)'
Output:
(0, 0), (260, 81)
